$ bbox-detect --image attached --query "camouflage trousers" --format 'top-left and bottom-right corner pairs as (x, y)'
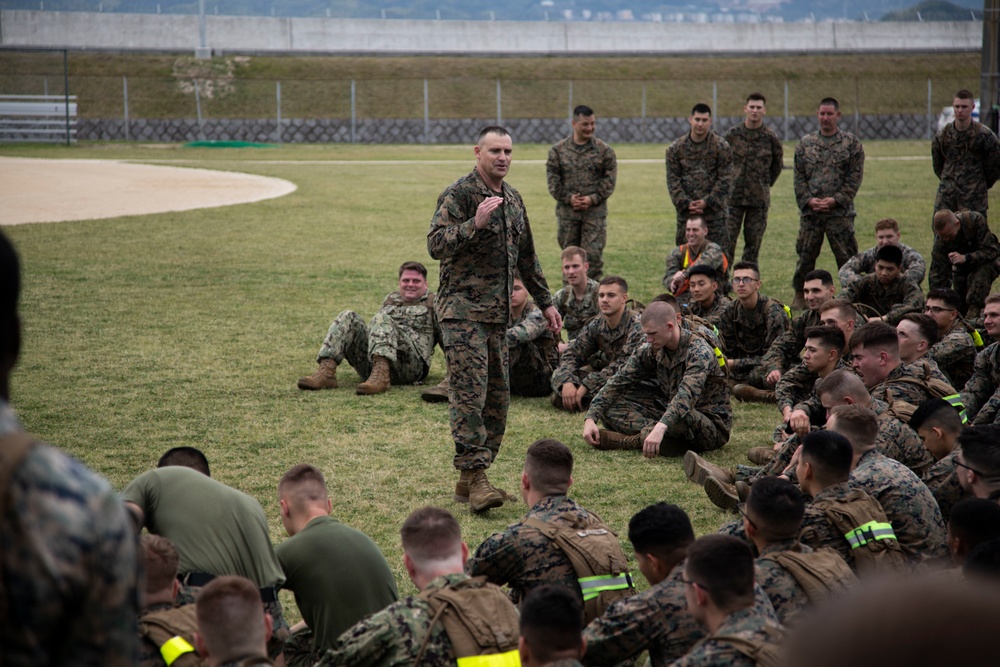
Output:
(675, 211), (731, 256)
(316, 310), (428, 384)
(951, 264), (1000, 315)
(557, 215), (606, 280)
(792, 214), (858, 292)
(600, 385), (729, 455)
(176, 583), (289, 660)
(441, 319), (509, 470)
(730, 365), (768, 389)
(725, 205), (769, 265)
(509, 342), (558, 398)
(283, 627), (322, 667)
(933, 190), (988, 221)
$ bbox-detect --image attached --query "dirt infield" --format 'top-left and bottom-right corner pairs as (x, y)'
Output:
(0, 157), (297, 225)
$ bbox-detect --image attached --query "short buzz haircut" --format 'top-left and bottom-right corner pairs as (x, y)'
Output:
(400, 506), (462, 564)
(819, 97), (840, 110)
(849, 321), (899, 356)
(687, 264), (718, 282)
(874, 244), (903, 267)
(985, 293), (1000, 307)
(685, 215), (707, 229)
(909, 397), (964, 435)
(816, 369), (870, 404)
(519, 585), (584, 663)
(746, 92), (766, 104)
(641, 301), (676, 327)
(685, 535), (755, 610)
(196, 576), (266, 659)
(599, 275), (628, 293)
(278, 463), (329, 509)
(573, 105), (594, 118)
(691, 103), (712, 116)
(819, 298), (858, 323)
(958, 425), (1000, 478)
(829, 404), (879, 452)
(731, 260), (760, 279)
(926, 287), (962, 311)
(399, 261), (427, 278)
(955, 89), (975, 101)
(899, 313), (940, 347)
(933, 209), (957, 232)
(141, 534), (180, 594)
(651, 293), (679, 309)
(524, 438), (573, 496)
(874, 218), (900, 233)
(804, 269), (834, 287)
(800, 430), (855, 486)
(628, 502), (695, 561)
(477, 125), (510, 143)
(746, 476), (806, 541)
(561, 246), (588, 263)
(949, 498), (1000, 554)
(804, 325), (845, 353)
(158, 447), (210, 477)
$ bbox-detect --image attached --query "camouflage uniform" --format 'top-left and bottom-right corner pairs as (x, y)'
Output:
(668, 607), (782, 667)
(849, 449), (948, 562)
(428, 169), (554, 470)
(666, 131), (734, 249)
(792, 128), (865, 292)
(922, 448), (964, 522)
(929, 210), (1000, 314)
(507, 302), (559, 397)
(931, 119), (1000, 217)
(553, 278), (600, 341)
(870, 360), (957, 408)
(318, 573), (516, 667)
(663, 241), (729, 294)
(467, 495), (616, 605)
(930, 321), (978, 390)
(709, 295), (791, 387)
(137, 602), (202, 667)
(547, 136), (618, 279)
(754, 539), (855, 625)
(217, 659), (273, 667)
(585, 331), (732, 454)
(774, 362), (825, 418)
(550, 311), (645, 402)
(839, 273), (924, 325)
(723, 121), (784, 264)
(314, 291), (439, 384)
(0, 400), (140, 667)
(684, 294), (732, 321)
(581, 558), (778, 667)
(838, 242), (927, 289)
(960, 340), (1000, 424)
(799, 482), (887, 571)
(760, 309), (823, 377)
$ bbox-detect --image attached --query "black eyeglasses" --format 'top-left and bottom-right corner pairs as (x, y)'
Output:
(737, 503), (758, 531)
(679, 575), (711, 594)
(954, 459), (986, 477)
(732, 276), (758, 285)
(924, 306), (957, 314)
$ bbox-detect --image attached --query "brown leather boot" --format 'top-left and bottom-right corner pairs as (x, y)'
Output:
(594, 429), (643, 450)
(455, 470), (512, 505)
(356, 356), (391, 395)
(421, 376), (449, 403)
(747, 446), (776, 465)
(704, 477), (740, 512)
(731, 384), (777, 404)
(297, 358), (338, 390)
(683, 451), (735, 486)
(468, 469), (504, 512)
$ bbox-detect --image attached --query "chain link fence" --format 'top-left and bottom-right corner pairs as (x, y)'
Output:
(0, 49), (976, 143)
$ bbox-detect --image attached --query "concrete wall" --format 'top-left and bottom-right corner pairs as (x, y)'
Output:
(0, 10), (982, 55)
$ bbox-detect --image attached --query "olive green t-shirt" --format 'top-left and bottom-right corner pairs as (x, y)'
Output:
(122, 467), (284, 588)
(276, 515), (398, 652)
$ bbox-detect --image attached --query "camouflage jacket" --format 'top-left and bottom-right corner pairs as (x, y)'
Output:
(380, 290), (440, 367)
(870, 404), (935, 476)
(546, 136), (618, 220)
(581, 558), (777, 667)
(849, 449), (948, 562)
(960, 340), (1000, 424)
(664, 241), (728, 292)
(551, 311), (644, 395)
(724, 121), (784, 207)
(709, 295), (791, 376)
(0, 400), (140, 667)
(586, 330), (732, 438)
(932, 120), (1000, 213)
(665, 131), (734, 216)
(930, 210), (1000, 289)
(793, 129), (865, 216)
(553, 278), (600, 340)
(669, 606), (782, 667)
(799, 482), (881, 571)
(840, 273), (924, 325)
(754, 540), (814, 625)
(507, 302), (557, 350)
(761, 308), (823, 376)
(428, 169), (553, 324)
(930, 321), (978, 391)
(466, 495), (610, 605)
(922, 448), (964, 522)
(683, 294), (731, 321)
(838, 242), (927, 288)
(871, 359), (957, 408)
(776, 362), (823, 414)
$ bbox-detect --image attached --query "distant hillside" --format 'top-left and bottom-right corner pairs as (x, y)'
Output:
(881, 0), (981, 20)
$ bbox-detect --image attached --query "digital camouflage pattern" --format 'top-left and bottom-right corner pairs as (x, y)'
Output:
(428, 169), (553, 470)
(553, 278), (600, 341)
(839, 274), (924, 325)
(723, 122), (784, 263)
(932, 120), (1000, 216)
(799, 482), (895, 572)
(668, 607), (782, 667)
(930, 322), (978, 392)
(547, 136), (618, 279)
(870, 407), (935, 476)
(581, 558), (778, 667)
(551, 311), (644, 397)
(849, 449), (948, 562)
(922, 448), (964, 522)
(838, 242), (927, 289)
(792, 128), (865, 291)
(467, 495), (614, 606)
(586, 331), (731, 452)
(760, 308), (823, 376)
(315, 291), (439, 383)
(754, 540), (855, 625)
(684, 294), (731, 321)
(663, 241), (728, 293)
(870, 359), (957, 409)
(929, 210), (1000, 313)
(508, 302), (559, 397)
(774, 360), (841, 417)
(960, 340), (1000, 424)
(709, 295), (791, 386)
(666, 132), (734, 247)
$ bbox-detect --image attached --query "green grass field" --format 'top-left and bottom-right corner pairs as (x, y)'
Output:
(0, 138), (991, 621)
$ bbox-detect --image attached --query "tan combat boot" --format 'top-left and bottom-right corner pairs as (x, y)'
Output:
(683, 451), (736, 486)
(356, 356), (391, 395)
(297, 358), (338, 390)
(468, 469), (504, 512)
(455, 469), (512, 504)
(747, 446), (776, 465)
(594, 429), (643, 450)
(704, 477), (740, 512)
(731, 384), (777, 405)
(421, 376), (449, 403)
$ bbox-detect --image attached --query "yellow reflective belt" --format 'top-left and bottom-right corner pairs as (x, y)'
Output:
(844, 521), (896, 549)
(457, 649), (522, 667)
(943, 394), (969, 424)
(578, 573), (633, 601)
(714, 347), (726, 368)
(782, 305), (792, 319)
(160, 636), (195, 666)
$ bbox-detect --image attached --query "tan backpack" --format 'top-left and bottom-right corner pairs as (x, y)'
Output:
(711, 624), (784, 667)
(138, 604), (208, 667)
(759, 548), (856, 603)
(810, 490), (909, 576)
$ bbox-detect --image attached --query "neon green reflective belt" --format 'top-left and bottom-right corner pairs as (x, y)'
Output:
(782, 305), (792, 319)
(160, 636), (196, 666)
(457, 649), (522, 667)
(844, 521), (897, 549)
(713, 347), (726, 368)
(943, 393), (969, 424)
(579, 572), (633, 601)
(972, 330), (984, 347)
